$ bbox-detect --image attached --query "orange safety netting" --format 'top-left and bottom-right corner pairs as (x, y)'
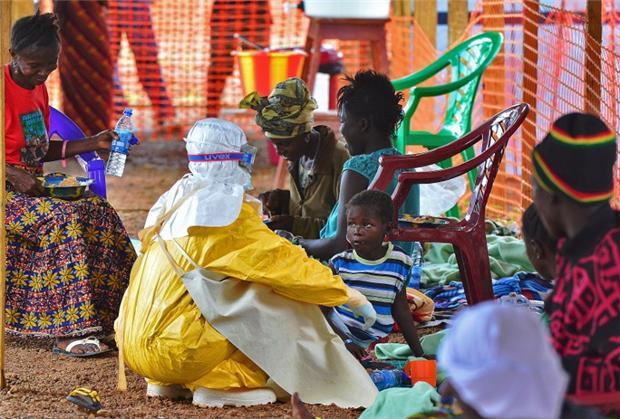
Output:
(44, 0), (620, 220)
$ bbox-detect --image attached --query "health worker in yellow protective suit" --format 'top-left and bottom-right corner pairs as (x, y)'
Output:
(115, 119), (379, 409)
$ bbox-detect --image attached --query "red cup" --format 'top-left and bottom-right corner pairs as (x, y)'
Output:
(404, 359), (437, 387)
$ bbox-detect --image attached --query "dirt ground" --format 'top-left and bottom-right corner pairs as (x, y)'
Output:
(0, 140), (365, 418)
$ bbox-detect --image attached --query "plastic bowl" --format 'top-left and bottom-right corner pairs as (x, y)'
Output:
(40, 173), (93, 200)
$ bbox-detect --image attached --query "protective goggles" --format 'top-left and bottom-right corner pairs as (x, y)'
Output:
(187, 144), (257, 172)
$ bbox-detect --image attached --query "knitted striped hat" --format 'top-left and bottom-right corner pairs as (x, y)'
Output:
(533, 113), (616, 204)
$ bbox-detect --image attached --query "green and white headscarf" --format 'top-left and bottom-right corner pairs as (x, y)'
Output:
(240, 77), (318, 139)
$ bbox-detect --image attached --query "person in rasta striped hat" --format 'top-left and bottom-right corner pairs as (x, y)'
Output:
(241, 77), (349, 239)
(532, 112), (620, 397)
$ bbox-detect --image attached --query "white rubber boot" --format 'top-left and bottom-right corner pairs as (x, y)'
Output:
(146, 383), (192, 400)
(266, 378), (290, 402)
(192, 387), (277, 408)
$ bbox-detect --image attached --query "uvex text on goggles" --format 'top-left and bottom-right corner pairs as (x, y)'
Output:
(187, 144), (257, 172)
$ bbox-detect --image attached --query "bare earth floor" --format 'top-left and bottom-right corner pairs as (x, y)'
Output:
(0, 141), (363, 417)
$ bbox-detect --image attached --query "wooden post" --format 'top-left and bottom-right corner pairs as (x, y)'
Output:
(585, 0), (602, 114)
(11, 0), (34, 23)
(400, 0), (413, 19)
(399, 0), (414, 61)
(448, 0), (468, 46)
(482, 0), (505, 118)
(414, 0), (437, 48)
(411, 0), (436, 131)
(481, 1), (509, 214)
(392, 0), (404, 17)
(0, 0), (13, 391)
(522, 0), (540, 208)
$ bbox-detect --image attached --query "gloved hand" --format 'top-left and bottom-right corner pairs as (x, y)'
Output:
(346, 288), (377, 330)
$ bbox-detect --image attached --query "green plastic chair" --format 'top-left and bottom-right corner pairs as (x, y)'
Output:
(391, 32), (503, 217)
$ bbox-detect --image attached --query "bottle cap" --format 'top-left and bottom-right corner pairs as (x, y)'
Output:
(123, 108), (133, 116)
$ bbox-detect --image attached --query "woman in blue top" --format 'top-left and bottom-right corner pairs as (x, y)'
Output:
(299, 70), (417, 260)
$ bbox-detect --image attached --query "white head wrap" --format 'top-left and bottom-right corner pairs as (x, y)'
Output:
(437, 302), (568, 419)
(144, 119), (257, 239)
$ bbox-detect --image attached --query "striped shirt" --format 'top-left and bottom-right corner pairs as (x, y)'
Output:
(331, 243), (412, 344)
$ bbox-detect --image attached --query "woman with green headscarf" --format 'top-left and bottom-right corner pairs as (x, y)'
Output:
(241, 77), (349, 239)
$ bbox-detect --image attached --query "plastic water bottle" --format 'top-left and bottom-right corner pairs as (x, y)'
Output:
(106, 108), (134, 177)
(499, 292), (530, 307)
(369, 369), (409, 391)
(409, 242), (424, 289)
(500, 292), (545, 314)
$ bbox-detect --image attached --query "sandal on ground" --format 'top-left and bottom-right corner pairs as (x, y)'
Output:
(53, 336), (113, 358)
(66, 387), (102, 412)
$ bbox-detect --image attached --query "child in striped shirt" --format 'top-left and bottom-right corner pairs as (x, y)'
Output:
(325, 190), (429, 360)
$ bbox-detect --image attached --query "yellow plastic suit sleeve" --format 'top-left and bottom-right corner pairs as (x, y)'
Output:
(148, 202), (350, 307)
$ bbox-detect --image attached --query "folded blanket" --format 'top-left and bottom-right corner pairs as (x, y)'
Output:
(422, 234), (535, 288)
(375, 330), (447, 360)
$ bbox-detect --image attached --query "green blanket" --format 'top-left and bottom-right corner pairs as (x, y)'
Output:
(375, 330), (446, 359)
(360, 382), (440, 419)
(422, 234), (534, 288)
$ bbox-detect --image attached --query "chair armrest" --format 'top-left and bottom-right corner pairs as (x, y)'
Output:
(389, 164), (477, 218)
(392, 59), (450, 90)
(370, 153), (457, 193)
(370, 125), (485, 192)
(375, 103), (527, 202)
(410, 70), (481, 98)
(370, 124), (506, 196)
(393, 32), (502, 93)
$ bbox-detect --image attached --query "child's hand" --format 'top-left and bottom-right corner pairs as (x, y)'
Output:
(344, 341), (367, 360)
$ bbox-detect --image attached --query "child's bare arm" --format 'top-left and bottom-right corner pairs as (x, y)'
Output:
(320, 306), (349, 341)
(392, 288), (425, 357)
(320, 306), (367, 360)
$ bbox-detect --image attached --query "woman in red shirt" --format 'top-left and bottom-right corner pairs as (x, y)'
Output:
(4, 13), (135, 356)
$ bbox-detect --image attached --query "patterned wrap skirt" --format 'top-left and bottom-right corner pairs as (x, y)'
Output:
(5, 174), (136, 337)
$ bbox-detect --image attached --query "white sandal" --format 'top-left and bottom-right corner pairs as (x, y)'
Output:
(53, 336), (113, 358)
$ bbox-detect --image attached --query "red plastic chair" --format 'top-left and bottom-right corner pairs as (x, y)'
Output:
(369, 103), (529, 304)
